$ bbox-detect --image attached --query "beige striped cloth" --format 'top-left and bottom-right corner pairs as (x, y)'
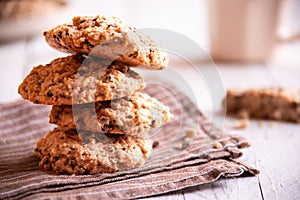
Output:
(0, 83), (258, 199)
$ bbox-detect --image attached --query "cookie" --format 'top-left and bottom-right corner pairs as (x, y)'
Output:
(49, 92), (174, 135)
(225, 88), (300, 123)
(35, 127), (153, 175)
(43, 15), (169, 70)
(18, 54), (145, 105)
(0, 0), (66, 21)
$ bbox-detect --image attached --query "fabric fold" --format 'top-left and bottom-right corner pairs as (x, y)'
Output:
(0, 84), (258, 200)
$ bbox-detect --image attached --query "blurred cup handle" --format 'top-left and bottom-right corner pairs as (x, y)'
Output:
(277, 0), (300, 43)
(208, 0), (300, 62)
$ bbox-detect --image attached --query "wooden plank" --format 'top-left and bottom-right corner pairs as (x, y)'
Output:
(182, 177), (261, 200)
(247, 120), (300, 200)
(181, 117), (263, 200)
(218, 64), (300, 200)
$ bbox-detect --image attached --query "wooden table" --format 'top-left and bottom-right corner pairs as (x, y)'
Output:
(1, 36), (299, 200)
(146, 62), (300, 200)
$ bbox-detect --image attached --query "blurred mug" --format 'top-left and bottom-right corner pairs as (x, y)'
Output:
(208, 0), (281, 62)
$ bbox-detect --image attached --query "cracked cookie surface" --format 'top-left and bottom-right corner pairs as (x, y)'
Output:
(225, 88), (300, 123)
(35, 127), (153, 175)
(49, 92), (174, 135)
(43, 15), (168, 70)
(18, 54), (145, 105)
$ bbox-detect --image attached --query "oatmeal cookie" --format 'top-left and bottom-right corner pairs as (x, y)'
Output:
(225, 88), (300, 123)
(49, 92), (174, 135)
(0, 0), (66, 20)
(43, 15), (168, 70)
(35, 127), (153, 174)
(18, 54), (145, 105)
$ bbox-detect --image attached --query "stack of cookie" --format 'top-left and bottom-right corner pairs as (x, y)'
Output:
(18, 15), (173, 175)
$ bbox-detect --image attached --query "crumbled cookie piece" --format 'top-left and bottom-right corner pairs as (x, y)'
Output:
(268, 121), (276, 128)
(233, 119), (250, 129)
(0, 0), (66, 20)
(35, 127), (153, 175)
(18, 54), (145, 105)
(225, 88), (300, 123)
(212, 142), (223, 149)
(49, 92), (174, 135)
(43, 15), (169, 70)
(182, 129), (196, 143)
(236, 110), (249, 119)
(152, 141), (159, 148)
(173, 129), (197, 150)
(258, 121), (264, 128)
(185, 129), (197, 138)
(173, 142), (189, 150)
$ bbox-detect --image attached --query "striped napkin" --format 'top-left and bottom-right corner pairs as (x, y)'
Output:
(0, 83), (258, 199)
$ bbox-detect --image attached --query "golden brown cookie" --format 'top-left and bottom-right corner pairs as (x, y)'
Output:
(225, 88), (300, 123)
(0, 0), (66, 21)
(18, 54), (145, 105)
(35, 127), (153, 175)
(49, 92), (174, 135)
(43, 15), (169, 70)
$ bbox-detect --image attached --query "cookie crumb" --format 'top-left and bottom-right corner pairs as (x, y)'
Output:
(232, 119), (250, 129)
(237, 110), (249, 119)
(185, 129), (196, 137)
(268, 121), (276, 128)
(152, 141), (159, 148)
(183, 136), (192, 143)
(173, 142), (189, 150)
(258, 121), (264, 128)
(289, 133), (295, 138)
(173, 129), (197, 150)
(184, 129), (197, 144)
(264, 131), (269, 139)
(212, 142), (223, 149)
(173, 143), (183, 150)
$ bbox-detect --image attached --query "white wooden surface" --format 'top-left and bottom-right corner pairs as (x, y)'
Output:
(1, 0), (300, 199)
